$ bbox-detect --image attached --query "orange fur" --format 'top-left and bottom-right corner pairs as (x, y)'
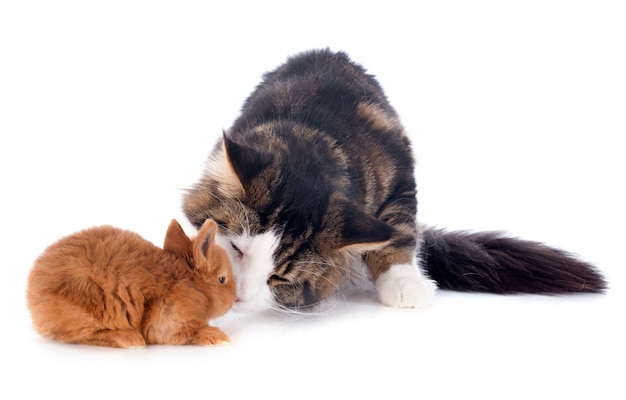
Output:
(26, 219), (235, 348)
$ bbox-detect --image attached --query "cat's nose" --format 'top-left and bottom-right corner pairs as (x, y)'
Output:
(235, 296), (243, 302)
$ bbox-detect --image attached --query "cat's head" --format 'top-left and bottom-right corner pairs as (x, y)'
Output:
(163, 218), (236, 317)
(184, 127), (393, 311)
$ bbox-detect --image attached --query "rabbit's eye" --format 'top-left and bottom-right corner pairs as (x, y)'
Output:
(218, 276), (226, 284)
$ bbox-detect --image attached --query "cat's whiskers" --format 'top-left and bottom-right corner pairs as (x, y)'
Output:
(268, 301), (335, 317)
(268, 258), (373, 314)
(295, 258), (375, 290)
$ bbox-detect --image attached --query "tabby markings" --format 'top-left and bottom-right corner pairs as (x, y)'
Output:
(356, 102), (401, 132)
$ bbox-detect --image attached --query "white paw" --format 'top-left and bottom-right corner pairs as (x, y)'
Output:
(375, 264), (437, 308)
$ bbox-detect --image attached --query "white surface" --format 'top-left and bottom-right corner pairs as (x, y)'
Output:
(1, 1), (624, 399)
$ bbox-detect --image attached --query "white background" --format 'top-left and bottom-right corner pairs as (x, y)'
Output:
(1, 1), (624, 399)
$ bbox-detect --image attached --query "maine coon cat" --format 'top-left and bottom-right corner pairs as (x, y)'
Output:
(183, 49), (606, 311)
(27, 219), (235, 348)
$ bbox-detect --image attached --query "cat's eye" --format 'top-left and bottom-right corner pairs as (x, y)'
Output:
(231, 243), (243, 257)
(218, 276), (226, 284)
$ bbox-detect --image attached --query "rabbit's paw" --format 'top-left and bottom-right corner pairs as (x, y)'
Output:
(194, 326), (231, 347)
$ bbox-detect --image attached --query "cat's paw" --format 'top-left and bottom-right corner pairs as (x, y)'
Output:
(375, 264), (437, 308)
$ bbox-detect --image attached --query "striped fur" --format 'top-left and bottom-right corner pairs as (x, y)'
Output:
(184, 49), (606, 310)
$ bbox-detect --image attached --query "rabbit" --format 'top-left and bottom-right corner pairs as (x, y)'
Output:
(26, 218), (235, 348)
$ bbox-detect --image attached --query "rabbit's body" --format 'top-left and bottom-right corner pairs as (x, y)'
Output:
(27, 219), (235, 348)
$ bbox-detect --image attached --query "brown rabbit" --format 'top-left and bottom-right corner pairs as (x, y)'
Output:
(26, 219), (235, 348)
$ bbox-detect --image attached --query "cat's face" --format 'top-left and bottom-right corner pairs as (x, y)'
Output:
(214, 220), (349, 310)
(184, 131), (393, 310)
(185, 179), (352, 310)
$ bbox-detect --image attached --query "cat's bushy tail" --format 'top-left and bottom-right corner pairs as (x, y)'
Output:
(421, 228), (607, 294)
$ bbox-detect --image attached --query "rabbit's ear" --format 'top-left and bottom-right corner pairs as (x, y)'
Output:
(164, 219), (192, 257)
(193, 219), (218, 263)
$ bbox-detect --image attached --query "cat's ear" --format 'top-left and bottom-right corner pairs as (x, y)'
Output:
(164, 219), (192, 257)
(223, 132), (273, 190)
(193, 218), (218, 263)
(329, 201), (394, 251)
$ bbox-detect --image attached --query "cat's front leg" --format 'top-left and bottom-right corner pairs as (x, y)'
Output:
(365, 239), (437, 308)
(375, 263), (437, 308)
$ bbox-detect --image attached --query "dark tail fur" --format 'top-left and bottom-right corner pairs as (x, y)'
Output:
(421, 228), (607, 294)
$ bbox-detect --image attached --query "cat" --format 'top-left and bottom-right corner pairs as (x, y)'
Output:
(27, 219), (235, 348)
(183, 48), (607, 311)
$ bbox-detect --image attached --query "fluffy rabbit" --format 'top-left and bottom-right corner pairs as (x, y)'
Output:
(27, 219), (235, 348)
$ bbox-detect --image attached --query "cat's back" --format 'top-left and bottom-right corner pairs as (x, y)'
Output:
(233, 49), (398, 137)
